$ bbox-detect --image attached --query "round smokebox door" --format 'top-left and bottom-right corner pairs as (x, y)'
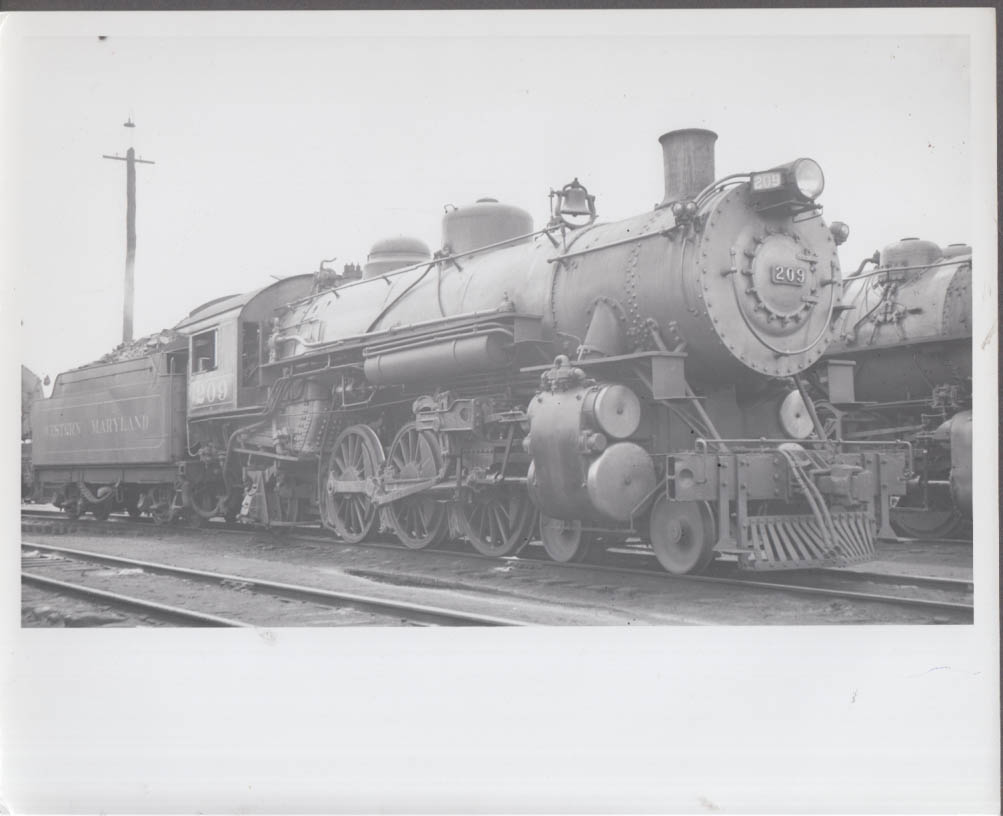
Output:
(743, 232), (817, 337)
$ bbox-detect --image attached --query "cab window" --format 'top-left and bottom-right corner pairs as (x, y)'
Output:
(192, 330), (217, 372)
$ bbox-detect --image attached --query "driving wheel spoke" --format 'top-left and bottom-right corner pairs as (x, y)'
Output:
(454, 487), (533, 557)
(384, 424), (447, 549)
(322, 425), (383, 544)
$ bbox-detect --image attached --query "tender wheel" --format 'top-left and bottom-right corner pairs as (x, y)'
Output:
(539, 515), (594, 563)
(187, 483), (220, 528)
(122, 487), (142, 518)
(147, 486), (174, 526)
(384, 424), (448, 549)
(453, 487), (534, 557)
(322, 425), (385, 543)
(90, 502), (110, 521)
(59, 486), (82, 519)
(890, 506), (967, 540)
(647, 496), (717, 575)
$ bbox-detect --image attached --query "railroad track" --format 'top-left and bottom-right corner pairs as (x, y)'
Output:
(22, 542), (526, 627)
(684, 564), (973, 616)
(23, 507), (975, 622)
(22, 571), (250, 627)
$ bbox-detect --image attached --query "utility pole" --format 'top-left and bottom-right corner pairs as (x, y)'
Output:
(103, 118), (155, 344)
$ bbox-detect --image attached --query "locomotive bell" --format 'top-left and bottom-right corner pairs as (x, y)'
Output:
(552, 178), (596, 229)
(562, 194), (587, 217)
(559, 179), (594, 216)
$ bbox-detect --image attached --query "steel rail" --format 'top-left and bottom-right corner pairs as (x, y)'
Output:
(22, 509), (973, 617)
(21, 542), (525, 627)
(24, 506), (973, 547)
(887, 536), (973, 546)
(307, 536), (975, 617)
(25, 505), (973, 560)
(331, 537), (974, 615)
(496, 551), (974, 615)
(783, 568), (972, 594)
(697, 571), (973, 613)
(21, 572), (249, 627)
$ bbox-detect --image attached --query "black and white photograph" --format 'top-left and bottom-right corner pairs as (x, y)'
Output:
(2, 7), (998, 813)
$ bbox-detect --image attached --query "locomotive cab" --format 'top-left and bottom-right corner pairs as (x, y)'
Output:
(176, 274), (314, 418)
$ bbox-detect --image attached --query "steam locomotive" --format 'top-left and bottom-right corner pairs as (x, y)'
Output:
(813, 238), (972, 539)
(30, 128), (910, 574)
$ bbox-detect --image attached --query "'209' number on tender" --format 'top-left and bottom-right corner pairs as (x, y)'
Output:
(772, 266), (806, 286)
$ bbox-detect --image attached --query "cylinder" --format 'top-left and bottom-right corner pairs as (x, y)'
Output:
(658, 128), (718, 205)
(363, 333), (511, 385)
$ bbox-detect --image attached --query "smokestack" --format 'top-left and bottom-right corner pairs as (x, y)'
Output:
(658, 128), (718, 206)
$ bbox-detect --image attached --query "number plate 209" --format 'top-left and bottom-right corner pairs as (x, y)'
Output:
(771, 265), (806, 286)
(190, 377), (231, 407)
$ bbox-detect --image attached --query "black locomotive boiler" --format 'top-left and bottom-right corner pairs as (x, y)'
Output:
(815, 237), (972, 539)
(200, 127), (908, 573)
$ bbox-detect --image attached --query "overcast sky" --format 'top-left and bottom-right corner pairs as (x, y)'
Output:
(1, 11), (987, 384)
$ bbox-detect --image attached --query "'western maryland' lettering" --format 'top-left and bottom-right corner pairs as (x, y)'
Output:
(90, 414), (151, 434)
(45, 421), (82, 437)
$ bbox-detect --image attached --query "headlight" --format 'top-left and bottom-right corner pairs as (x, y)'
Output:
(792, 158), (824, 200)
(749, 157), (825, 212)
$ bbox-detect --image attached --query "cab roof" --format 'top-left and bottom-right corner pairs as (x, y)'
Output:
(174, 274), (315, 334)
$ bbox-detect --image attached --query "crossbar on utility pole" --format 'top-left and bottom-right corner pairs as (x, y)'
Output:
(103, 125), (155, 344)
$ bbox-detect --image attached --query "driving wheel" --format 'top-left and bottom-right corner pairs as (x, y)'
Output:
(322, 424), (385, 543)
(453, 486), (535, 557)
(384, 424), (448, 549)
